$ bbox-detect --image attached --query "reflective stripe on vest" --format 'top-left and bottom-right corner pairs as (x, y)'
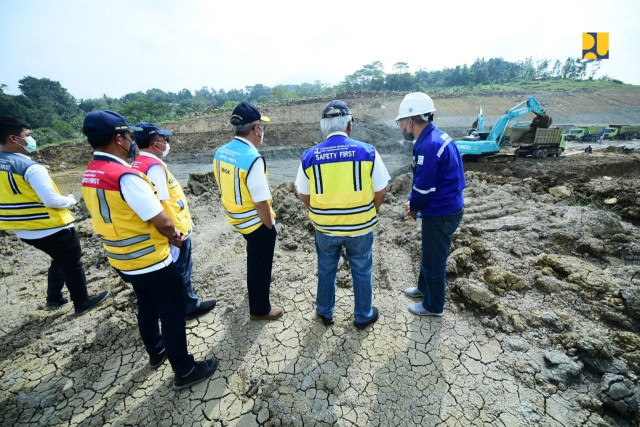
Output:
(0, 152), (74, 231)
(131, 154), (192, 235)
(82, 156), (170, 272)
(301, 136), (377, 236)
(213, 139), (275, 235)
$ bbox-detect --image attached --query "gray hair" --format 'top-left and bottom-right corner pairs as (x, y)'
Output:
(320, 115), (351, 138)
(232, 120), (259, 137)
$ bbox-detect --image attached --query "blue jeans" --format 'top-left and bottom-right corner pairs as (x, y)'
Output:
(119, 263), (195, 376)
(417, 208), (463, 313)
(175, 236), (200, 314)
(315, 230), (374, 324)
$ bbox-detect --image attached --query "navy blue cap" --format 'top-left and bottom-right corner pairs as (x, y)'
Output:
(230, 102), (270, 125)
(82, 110), (142, 138)
(322, 100), (351, 119)
(133, 122), (173, 142)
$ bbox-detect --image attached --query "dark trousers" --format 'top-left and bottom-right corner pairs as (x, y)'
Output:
(175, 236), (200, 314)
(242, 224), (277, 316)
(21, 227), (89, 307)
(119, 263), (195, 376)
(417, 207), (464, 313)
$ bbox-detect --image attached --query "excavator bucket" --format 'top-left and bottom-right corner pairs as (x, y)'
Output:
(515, 115), (553, 144)
(531, 114), (552, 128)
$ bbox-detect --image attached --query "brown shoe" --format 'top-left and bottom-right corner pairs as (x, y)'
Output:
(250, 306), (284, 321)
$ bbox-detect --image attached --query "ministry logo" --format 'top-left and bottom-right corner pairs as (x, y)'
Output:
(582, 32), (609, 60)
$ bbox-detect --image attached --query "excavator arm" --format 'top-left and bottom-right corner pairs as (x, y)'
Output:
(487, 96), (546, 145)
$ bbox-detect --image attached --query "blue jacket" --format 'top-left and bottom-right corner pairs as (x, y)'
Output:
(409, 123), (465, 216)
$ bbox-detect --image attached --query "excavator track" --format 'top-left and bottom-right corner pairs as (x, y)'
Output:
(477, 153), (517, 163)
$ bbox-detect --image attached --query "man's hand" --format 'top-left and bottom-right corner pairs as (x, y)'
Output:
(405, 201), (417, 219)
(254, 200), (273, 230)
(67, 193), (77, 205)
(169, 231), (185, 247)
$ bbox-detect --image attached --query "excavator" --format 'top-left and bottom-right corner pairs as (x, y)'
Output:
(455, 96), (559, 161)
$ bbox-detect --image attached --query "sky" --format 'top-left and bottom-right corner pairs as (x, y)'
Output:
(1, 0), (639, 100)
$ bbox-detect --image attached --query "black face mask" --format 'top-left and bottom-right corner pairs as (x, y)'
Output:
(402, 128), (415, 141)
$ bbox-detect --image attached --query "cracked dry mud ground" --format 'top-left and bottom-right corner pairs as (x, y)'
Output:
(1, 152), (639, 426)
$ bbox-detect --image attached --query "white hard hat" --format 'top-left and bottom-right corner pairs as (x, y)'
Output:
(395, 92), (436, 121)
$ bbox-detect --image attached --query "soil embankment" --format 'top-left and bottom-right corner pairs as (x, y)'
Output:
(1, 88), (639, 425)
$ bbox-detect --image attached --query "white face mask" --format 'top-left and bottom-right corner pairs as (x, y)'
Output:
(16, 135), (37, 153)
(161, 142), (170, 157)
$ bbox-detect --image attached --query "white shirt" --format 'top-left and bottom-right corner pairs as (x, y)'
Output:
(13, 153), (75, 240)
(137, 152), (171, 201)
(295, 132), (391, 195)
(234, 137), (272, 203)
(93, 152), (171, 274)
(136, 151), (185, 262)
(93, 152), (164, 221)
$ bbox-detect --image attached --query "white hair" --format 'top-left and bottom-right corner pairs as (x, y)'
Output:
(320, 115), (351, 138)
(232, 120), (259, 137)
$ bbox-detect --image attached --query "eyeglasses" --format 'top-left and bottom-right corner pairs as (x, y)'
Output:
(120, 132), (132, 142)
(396, 118), (407, 126)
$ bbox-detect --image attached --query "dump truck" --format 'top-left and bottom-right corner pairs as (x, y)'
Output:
(604, 125), (623, 139)
(565, 127), (586, 141)
(565, 126), (606, 142)
(583, 126), (607, 142)
(511, 128), (565, 157)
(619, 125), (640, 140)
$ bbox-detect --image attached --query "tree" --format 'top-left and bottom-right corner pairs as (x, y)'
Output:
(393, 62), (410, 73)
(343, 61), (385, 90)
(120, 98), (172, 124)
(246, 84), (271, 102)
(18, 76), (79, 121)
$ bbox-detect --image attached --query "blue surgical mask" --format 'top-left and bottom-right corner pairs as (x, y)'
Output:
(17, 136), (37, 153)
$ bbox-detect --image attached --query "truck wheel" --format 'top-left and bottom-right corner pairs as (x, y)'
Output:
(541, 149), (548, 158)
(533, 149), (542, 158)
(557, 148), (564, 156)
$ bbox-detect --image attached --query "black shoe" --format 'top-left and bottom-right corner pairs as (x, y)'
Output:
(174, 357), (218, 390)
(45, 297), (69, 311)
(354, 307), (379, 330)
(185, 299), (216, 321)
(149, 348), (167, 369)
(318, 313), (334, 326)
(74, 291), (109, 316)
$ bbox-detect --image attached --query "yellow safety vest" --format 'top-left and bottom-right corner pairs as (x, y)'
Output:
(301, 135), (378, 236)
(0, 152), (74, 231)
(82, 156), (170, 273)
(131, 154), (192, 236)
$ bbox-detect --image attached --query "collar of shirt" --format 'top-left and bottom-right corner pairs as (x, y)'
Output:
(326, 131), (348, 139)
(138, 151), (166, 164)
(234, 136), (257, 150)
(415, 123), (436, 147)
(94, 151), (130, 166)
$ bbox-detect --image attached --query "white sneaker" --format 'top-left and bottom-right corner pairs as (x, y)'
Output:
(404, 287), (424, 298)
(408, 303), (443, 317)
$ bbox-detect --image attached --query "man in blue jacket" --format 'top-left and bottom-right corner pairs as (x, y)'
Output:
(396, 93), (465, 316)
